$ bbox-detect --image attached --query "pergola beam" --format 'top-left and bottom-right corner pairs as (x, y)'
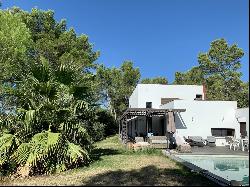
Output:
(119, 108), (186, 121)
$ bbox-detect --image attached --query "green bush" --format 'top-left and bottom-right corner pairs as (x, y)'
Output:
(96, 109), (118, 137)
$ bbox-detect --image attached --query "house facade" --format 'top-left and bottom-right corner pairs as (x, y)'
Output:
(119, 84), (249, 146)
(235, 108), (249, 137)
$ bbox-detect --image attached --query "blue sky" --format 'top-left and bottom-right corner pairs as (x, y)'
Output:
(1, 0), (249, 83)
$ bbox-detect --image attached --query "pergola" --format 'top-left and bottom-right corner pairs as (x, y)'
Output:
(119, 108), (186, 144)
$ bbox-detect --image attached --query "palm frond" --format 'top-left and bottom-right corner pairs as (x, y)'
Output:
(24, 109), (35, 126)
(73, 100), (90, 114)
(62, 122), (91, 146)
(13, 131), (62, 168)
(55, 163), (67, 173)
(66, 141), (89, 164)
(0, 134), (18, 165)
(46, 131), (61, 154)
(0, 134), (15, 152)
(27, 132), (62, 166)
(12, 143), (32, 165)
(16, 108), (36, 136)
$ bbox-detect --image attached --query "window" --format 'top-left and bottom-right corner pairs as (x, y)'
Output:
(211, 128), (235, 137)
(146, 102), (152, 108)
(240, 122), (247, 137)
(195, 94), (202, 100)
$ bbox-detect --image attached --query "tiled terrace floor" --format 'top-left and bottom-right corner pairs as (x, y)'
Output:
(175, 145), (249, 156)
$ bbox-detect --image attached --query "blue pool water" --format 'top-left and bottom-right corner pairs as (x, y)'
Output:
(177, 155), (249, 186)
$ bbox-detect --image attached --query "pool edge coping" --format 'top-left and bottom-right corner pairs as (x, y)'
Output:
(176, 154), (249, 158)
(162, 150), (247, 186)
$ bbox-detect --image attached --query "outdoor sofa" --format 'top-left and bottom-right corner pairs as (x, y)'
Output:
(206, 136), (216, 147)
(148, 136), (169, 149)
(131, 136), (150, 150)
(134, 136), (144, 143)
(186, 136), (205, 147)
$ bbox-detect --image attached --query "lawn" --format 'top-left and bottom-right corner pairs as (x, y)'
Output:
(0, 135), (217, 186)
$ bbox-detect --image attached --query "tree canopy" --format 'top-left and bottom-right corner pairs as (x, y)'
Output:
(174, 38), (248, 108)
(96, 61), (140, 120)
(0, 11), (32, 82)
(174, 67), (204, 85)
(141, 77), (168, 84)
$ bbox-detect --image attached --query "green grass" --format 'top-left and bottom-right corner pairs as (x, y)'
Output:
(0, 135), (217, 186)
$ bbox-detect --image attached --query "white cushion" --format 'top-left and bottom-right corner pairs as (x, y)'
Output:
(151, 140), (168, 144)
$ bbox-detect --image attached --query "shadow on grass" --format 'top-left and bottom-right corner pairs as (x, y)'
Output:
(83, 165), (217, 186)
(89, 148), (122, 161)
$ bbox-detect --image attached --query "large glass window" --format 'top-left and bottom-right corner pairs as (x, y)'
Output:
(211, 128), (235, 137)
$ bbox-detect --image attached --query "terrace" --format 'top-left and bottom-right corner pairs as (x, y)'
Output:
(172, 145), (249, 156)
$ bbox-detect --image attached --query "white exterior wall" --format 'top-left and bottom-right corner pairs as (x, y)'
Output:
(129, 86), (138, 108)
(236, 108), (249, 137)
(161, 100), (240, 146)
(129, 84), (204, 109)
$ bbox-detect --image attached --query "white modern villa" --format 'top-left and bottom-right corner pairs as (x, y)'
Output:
(119, 84), (249, 146)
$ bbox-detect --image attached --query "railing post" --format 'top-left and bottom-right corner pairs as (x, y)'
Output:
(165, 110), (169, 149)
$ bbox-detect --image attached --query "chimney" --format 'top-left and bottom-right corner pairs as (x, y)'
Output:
(202, 82), (206, 100)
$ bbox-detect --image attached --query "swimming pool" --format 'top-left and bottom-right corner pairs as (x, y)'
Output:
(177, 155), (249, 186)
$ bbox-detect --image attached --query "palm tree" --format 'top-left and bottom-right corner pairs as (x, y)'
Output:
(0, 56), (97, 176)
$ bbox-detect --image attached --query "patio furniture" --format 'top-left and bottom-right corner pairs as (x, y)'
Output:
(176, 135), (189, 146)
(229, 139), (241, 151)
(133, 136), (149, 150)
(147, 133), (154, 137)
(206, 136), (216, 147)
(135, 136), (144, 143)
(187, 136), (205, 147)
(176, 136), (191, 153)
(148, 136), (169, 149)
(241, 138), (248, 152)
(225, 136), (234, 145)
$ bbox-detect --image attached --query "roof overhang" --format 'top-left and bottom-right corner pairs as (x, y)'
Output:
(237, 117), (247, 123)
